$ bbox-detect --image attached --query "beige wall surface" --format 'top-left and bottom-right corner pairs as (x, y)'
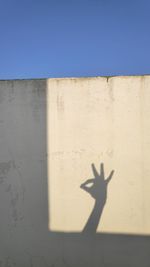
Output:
(48, 76), (150, 235)
(0, 76), (150, 267)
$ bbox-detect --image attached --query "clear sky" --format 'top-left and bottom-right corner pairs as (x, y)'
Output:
(0, 0), (150, 79)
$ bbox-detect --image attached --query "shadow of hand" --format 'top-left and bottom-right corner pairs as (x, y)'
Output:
(80, 163), (114, 204)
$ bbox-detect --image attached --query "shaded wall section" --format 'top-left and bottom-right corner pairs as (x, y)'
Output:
(0, 76), (150, 267)
(0, 80), (49, 266)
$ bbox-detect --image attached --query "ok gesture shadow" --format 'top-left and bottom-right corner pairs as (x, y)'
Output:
(80, 163), (114, 205)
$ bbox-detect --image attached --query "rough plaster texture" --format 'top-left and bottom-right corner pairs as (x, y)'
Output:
(48, 76), (150, 235)
(0, 76), (150, 266)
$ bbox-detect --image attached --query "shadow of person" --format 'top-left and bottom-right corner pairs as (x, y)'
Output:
(80, 163), (114, 234)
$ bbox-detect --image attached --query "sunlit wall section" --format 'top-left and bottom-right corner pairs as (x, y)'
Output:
(47, 76), (150, 235)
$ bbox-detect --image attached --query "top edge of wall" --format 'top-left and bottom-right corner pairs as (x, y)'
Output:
(0, 74), (150, 82)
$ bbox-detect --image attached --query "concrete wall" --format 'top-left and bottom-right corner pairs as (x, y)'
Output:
(48, 76), (150, 235)
(0, 76), (150, 266)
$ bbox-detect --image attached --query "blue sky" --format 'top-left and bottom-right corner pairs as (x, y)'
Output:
(0, 0), (150, 79)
